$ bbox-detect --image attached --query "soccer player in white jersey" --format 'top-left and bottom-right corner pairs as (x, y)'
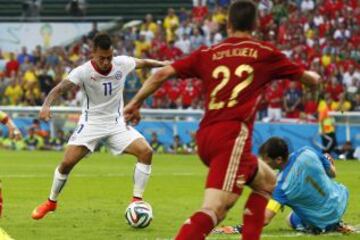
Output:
(32, 32), (169, 220)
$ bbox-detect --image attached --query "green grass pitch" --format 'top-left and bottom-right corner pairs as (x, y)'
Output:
(0, 150), (359, 240)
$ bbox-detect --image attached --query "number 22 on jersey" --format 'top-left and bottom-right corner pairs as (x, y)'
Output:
(209, 64), (254, 110)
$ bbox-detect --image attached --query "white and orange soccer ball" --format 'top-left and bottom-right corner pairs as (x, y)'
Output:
(125, 201), (153, 228)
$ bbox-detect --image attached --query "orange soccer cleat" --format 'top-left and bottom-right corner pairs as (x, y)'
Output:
(31, 199), (57, 220)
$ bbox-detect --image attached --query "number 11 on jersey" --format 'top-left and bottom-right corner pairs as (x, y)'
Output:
(103, 82), (112, 96)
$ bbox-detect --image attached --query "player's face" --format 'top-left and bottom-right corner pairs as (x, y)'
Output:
(93, 47), (113, 71)
(262, 155), (283, 170)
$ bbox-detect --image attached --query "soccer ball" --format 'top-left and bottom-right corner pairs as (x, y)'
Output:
(125, 201), (153, 228)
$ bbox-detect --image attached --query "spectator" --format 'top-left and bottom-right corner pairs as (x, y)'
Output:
(49, 130), (66, 151)
(189, 27), (205, 51)
(18, 46), (34, 65)
(166, 79), (181, 108)
(24, 127), (43, 150)
(318, 94), (337, 155)
(5, 53), (19, 77)
(175, 34), (191, 55)
(343, 65), (360, 88)
(4, 76), (23, 105)
(265, 81), (283, 122)
(212, 6), (227, 27)
(0, 74), (11, 100)
(283, 81), (302, 118)
(185, 131), (197, 154)
(176, 20), (192, 40)
(124, 72), (142, 103)
(66, 0), (86, 17)
(149, 132), (164, 153)
(31, 119), (49, 138)
(161, 40), (183, 61)
(192, 0), (208, 22)
(134, 33), (151, 58)
(168, 135), (186, 154)
(301, 92), (317, 122)
(181, 79), (199, 109)
(163, 8), (180, 42)
(141, 14), (158, 35)
(331, 93), (352, 112)
(326, 76), (344, 101)
(301, 0), (315, 12)
(336, 141), (355, 160)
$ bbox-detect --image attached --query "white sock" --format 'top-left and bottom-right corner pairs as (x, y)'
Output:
(133, 162), (152, 199)
(49, 167), (68, 201)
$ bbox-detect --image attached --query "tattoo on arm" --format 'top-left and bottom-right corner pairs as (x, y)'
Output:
(43, 80), (76, 107)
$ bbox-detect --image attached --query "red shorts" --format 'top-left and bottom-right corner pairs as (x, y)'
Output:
(196, 121), (258, 194)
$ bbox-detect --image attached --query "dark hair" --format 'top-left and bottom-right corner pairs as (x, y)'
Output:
(259, 137), (289, 161)
(93, 32), (112, 50)
(229, 0), (258, 32)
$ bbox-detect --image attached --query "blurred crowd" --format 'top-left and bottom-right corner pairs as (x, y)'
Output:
(0, 0), (359, 122)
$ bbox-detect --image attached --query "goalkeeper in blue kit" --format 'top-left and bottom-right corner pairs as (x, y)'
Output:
(214, 137), (353, 234)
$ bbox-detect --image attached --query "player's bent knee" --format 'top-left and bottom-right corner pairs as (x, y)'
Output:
(202, 199), (236, 222)
(136, 146), (153, 164)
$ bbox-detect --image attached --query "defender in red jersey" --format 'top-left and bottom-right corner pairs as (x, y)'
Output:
(124, 1), (321, 239)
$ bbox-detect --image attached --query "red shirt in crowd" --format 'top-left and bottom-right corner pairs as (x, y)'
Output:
(5, 59), (19, 77)
(326, 82), (344, 101)
(160, 45), (183, 61)
(180, 80), (200, 107)
(266, 84), (283, 108)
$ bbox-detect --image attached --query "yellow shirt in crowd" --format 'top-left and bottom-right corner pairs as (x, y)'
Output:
(4, 85), (23, 105)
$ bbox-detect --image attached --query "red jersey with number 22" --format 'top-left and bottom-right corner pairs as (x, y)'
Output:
(172, 37), (304, 130)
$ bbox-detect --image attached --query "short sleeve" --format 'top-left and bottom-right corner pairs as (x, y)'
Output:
(171, 48), (201, 78)
(67, 66), (83, 86)
(269, 50), (304, 80)
(114, 56), (136, 75)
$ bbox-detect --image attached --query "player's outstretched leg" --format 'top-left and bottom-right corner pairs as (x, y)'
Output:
(242, 159), (276, 240)
(175, 188), (238, 240)
(124, 138), (153, 202)
(32, 145), (89, 220)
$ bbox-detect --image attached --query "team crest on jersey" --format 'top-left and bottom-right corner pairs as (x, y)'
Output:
(115, 71), (123, 80)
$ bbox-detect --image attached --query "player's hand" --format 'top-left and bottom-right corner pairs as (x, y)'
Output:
(124, 104), (141, 126)
(39, 106), (51, 121)
(324, 153), (335, 166)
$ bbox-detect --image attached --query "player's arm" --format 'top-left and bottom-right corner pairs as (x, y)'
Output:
(264, 199), (282, 226)
(0, 111), (22, 140)
(6, 117), (22, 140)
(323, 153), (336, 178)
(134, 58), (171, 69)
(124, 65), (176, 124)
(300, 70), (321, 89)
(39, 79), (77, 121)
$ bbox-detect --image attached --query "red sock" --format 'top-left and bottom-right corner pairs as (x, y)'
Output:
(242, 192), (268, 240)
(175, 211), (215, 240)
